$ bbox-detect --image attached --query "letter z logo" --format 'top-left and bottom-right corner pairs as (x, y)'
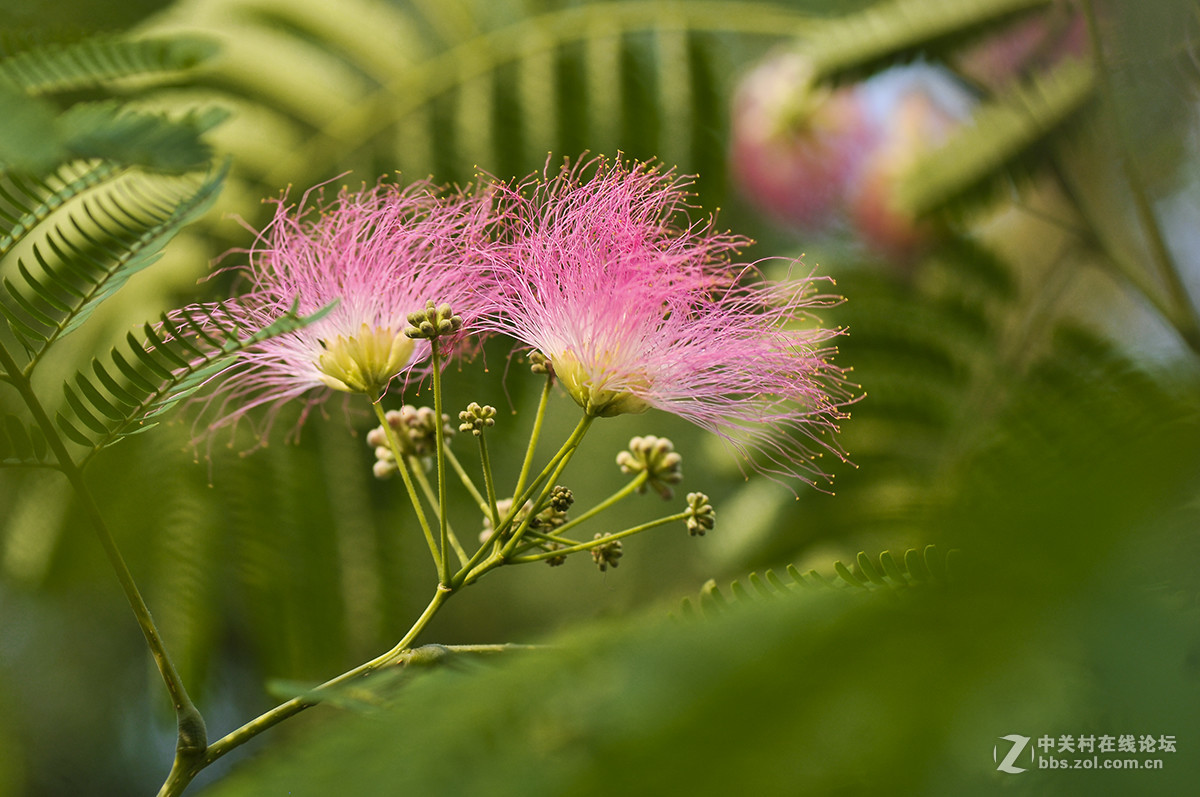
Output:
(995, 734), (1032, 773)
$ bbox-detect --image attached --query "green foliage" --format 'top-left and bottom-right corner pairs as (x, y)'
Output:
(0, 411), (48, 465)
(802, 0), (1049, 81)
(137, 0), (827, 219)
(201, 528), (1200, 797)
(0, 79), (63, 174)
(682, 544), (957, 617)
(0, 35), (218, 95)
(0, 160), (120, 258)
(55, 298), (331, 461)
(55, 103), (226, 173)
(0, 31), (298, 479)
(0, 34), (222, 174)
(896, 58), (1096, 218)
(0, 164), (227, 366)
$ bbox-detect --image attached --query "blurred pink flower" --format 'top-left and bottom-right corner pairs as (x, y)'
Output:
(730, 54), (973, 264)
(477, 157), (857, 485)
(185, 177), (495, 441)
(730, 51), (876, 231)
(846, 80), (964, 263)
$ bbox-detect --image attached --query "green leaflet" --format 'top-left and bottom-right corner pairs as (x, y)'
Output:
(0, 92), (223, 176)
(0, 161), (120, 258)
(0, 78), (66, 175)
(0, 32), (221, 175)
(0, 412), (49, 466)
(55, 103), (227, 174)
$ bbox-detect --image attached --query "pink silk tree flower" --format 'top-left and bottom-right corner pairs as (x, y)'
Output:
(184, 177), (495, 441)
(476, 157), (858, 485)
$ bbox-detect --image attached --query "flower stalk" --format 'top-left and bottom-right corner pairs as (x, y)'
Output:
(430, 339), (451, 582)
(0, 341), (206, 795)
(373, 401), (442, 570)
(509, 512), (689, 564)
(514, 370), (554, 499)
(158, 584), (454, 797)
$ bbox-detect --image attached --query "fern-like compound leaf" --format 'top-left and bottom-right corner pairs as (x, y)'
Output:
(692, 545), (956, 616)
(0, 162), (121, 259)
(55, 299), (333, 464)
(56, 103), (226, 174)
(803, 0), (1050, 82)
(895, 58), (1096, 218)
(138, 0), (817, 196)
(0, 35), (218, 95)
(1, 163), (227, 371)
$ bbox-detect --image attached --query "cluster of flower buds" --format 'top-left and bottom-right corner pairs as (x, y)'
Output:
(458, 402), (497, 436)
(404, 300), (463, 340)
(525, 486), (574, 535)
(684, 492), (715, 537)
(480, 486), (574, 545)
(617, 435), (684, 499)
(528, 351), (553, 376)
(367, 405), (455, 477)
(591, 533), (623, 572)
(541, 543), (567, 567)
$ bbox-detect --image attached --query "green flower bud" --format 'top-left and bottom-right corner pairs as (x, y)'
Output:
(404, 299), (463, 339)
(529, 351), (554, 376)
(542, 542), (567, 567)
(458, 402), (497, 436)
(684, 492), (715, 537)
(616, 435), (684, 499)
(591, 533), (623, 572)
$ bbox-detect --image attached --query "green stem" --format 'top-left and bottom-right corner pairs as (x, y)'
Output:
(477, 433), (502, 531)
(429, 341), (450, 584)
(1050, 156), (1176, 320)
(452, 414), (594, 587)
(1080, 0), (1200, 355)
(510, 414), (593, 525)
(494, 417), (592, 559)
(552, 471), (649, 538)
(160, 585), (454, 797)
(372, 401), (441, 571)
(499, 451), (576, 559)
(428, 642), (543, 655)
(445, 448), (488, 514)
(509, 512), (688, 564)
(513, 374), (553, 499)
(406, 455), (470, 567)
(515, 528), (587, 550)
(0, 343), (205, 785)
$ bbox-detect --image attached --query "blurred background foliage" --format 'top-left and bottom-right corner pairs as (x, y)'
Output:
(1, 0), (1199, 795)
